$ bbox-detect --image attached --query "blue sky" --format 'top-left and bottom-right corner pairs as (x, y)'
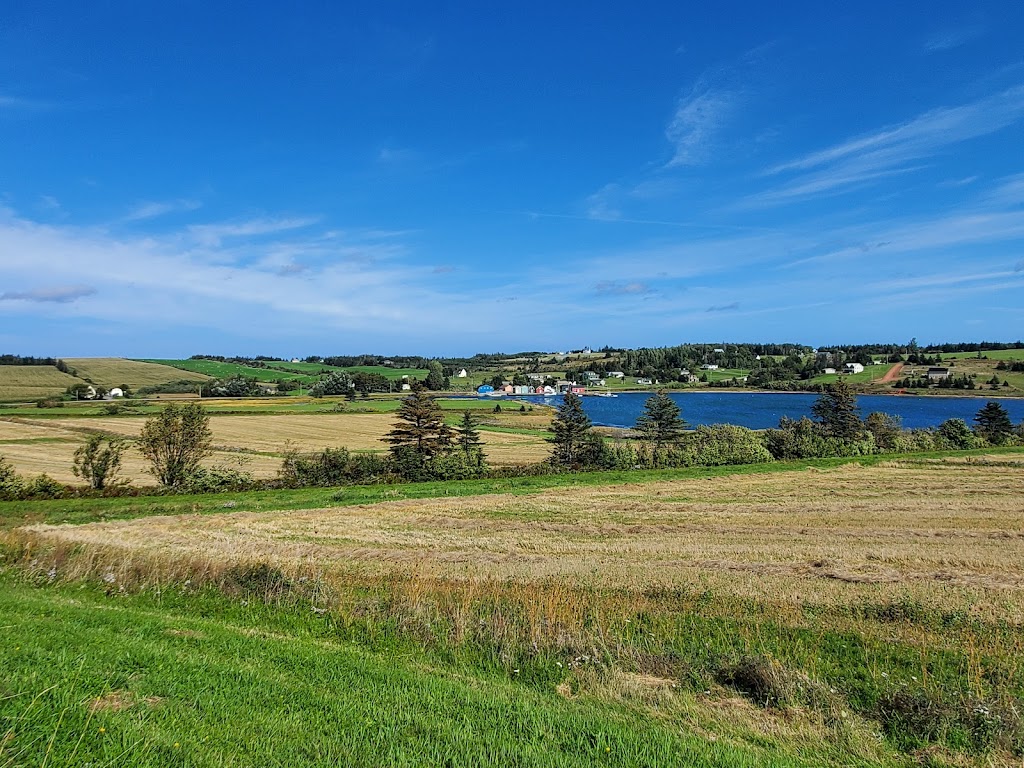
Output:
(1, 2), (1023, 357)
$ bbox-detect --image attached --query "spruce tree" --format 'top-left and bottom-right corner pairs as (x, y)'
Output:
(635, 390), (687, 454)
(548, 392), (593, 467)
(810, 379), (863, 440)
(455, 410), (485, 466)
(973, 401), (1014, 445)
(384, 387), (453, 460)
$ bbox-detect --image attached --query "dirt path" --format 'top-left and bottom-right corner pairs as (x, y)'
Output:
(878, 362), (904, 384)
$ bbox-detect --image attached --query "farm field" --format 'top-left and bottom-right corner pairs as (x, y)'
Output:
(144, 358), (429, 386)
(0, 407), (552, 483)
(64, 358), (210, 389)
(4, 453), (1024, 766)
(0, 365), (82, 401)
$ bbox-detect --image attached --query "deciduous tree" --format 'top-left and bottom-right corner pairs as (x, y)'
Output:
(72, 434), (126, 490)
(138, 403), (213, 487)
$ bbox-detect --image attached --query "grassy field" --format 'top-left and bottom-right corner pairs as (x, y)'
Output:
(64, 358), (210, 389)
(0, 366), (82, 402)
(144, 358), (429, 386)
(0, 402), (552, 483)
(3, 452), (1024, 765)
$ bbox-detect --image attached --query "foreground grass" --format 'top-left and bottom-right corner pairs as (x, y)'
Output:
(0, 573), (870, 768)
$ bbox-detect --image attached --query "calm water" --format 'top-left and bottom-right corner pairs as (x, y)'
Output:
(511, 392), (1024, 430)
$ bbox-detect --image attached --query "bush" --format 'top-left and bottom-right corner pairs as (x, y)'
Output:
(0, 455), (25, 500)
(764, 416), (875, 460)
(35, 398), (64, 408)
(25, 474), (68, 499)
(178, 466), (257, 494)
(684, 425), (772, 466)
(279, 447), (391, 487)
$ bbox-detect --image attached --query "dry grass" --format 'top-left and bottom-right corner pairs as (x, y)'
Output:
(19, 460), (1024, 624)
(1, 411), (549, 483)
(62, 358), (209, 388)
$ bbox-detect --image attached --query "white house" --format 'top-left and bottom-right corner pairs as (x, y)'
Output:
(843, 362), (865, 374)
(636, 378), (653, 386)
(456, 368), (468, 378)
(608, 371), (625, 379)
(713, 347), (725, 354)
(700, 364), (719, 371)
(108, 387), (124, 398)
(823, 367), (836, 375)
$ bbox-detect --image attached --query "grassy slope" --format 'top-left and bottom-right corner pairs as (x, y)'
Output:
(144, 359), (429, 385)
(0, 366), (82, 402)
(63, 358), (210, 388)
(1, 576), (814, 768)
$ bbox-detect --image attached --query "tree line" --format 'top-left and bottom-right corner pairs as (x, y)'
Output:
(1, 381), (1022, 501)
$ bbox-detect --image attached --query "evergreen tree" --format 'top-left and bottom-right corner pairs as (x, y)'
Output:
(973, 401), (1014, 445)
(455, 410), (485, 466)
(384, 388), (453, 460)
(634, 390), (687, 454)
(548, 392), (593, 467)
(810, 379), (863, 440)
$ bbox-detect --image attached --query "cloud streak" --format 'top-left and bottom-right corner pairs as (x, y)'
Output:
(753, 86), (1024, 205)
(0, 285), (96, 303)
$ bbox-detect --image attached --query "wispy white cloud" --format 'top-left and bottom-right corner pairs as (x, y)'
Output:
(594, 280), (651, 296)
(924, 25), (984, 53)
(665, 83), (736, 167)
(752, 86), (1024, 205)
(0, 285), (96, 303)
(187, 217), (319, 247)
(124, 199), (201, 222)
(706, 301), (739, 312)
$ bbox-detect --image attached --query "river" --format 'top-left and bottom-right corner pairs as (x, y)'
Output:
(510, 391), (1024, 430)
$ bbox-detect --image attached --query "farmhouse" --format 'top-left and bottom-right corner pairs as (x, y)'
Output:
(456, 368), (468, 378)
(823, 367), (836, 375)
(700, 364), (719, 371)
(608, 371), (625, 379)
(927, 367), (951, 382)
(843, 363), (865, 374)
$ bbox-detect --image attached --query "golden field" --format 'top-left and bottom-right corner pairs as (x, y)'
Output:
(21, 457), (1024, 621)
(0, 411), (550, 483)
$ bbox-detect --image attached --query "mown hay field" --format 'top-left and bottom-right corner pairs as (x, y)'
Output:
(0, 365), (82, 401)
(64, 357), (210, 388)
(0, 412), (550, 483)
(24, 458), (1024, 621)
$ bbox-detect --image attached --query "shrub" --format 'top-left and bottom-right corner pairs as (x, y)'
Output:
(684, 424), (772, 466)
(0, 455), (25, 500)
(179, 466), (257, 494)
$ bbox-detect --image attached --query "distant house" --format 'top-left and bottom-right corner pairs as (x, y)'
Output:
(400, 383), (411, 391)
(456, 368), (468, 378)
(543, 385), (556, 395)
(513, 385), (532, 395)
(927, 367), (951, 382)
(556, 380), (573, 393)
(636, 378), (652, 386)
(608, 371), (625, 379)
(534, 385), (546, 394)
(700, 364), (718, 371)
(823, 367), (836, 375)
(581, 371), (600, 381)
(843, 363), (865, 374)
(290, 358), (301, 363)
(570, 386), (586, 394)
(713, 348), (725, 354)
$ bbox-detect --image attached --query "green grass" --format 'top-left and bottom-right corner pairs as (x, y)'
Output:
(140, 358), (323, 384)
(938, 349), (1024, 361)
(0, 574), (823, 768)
